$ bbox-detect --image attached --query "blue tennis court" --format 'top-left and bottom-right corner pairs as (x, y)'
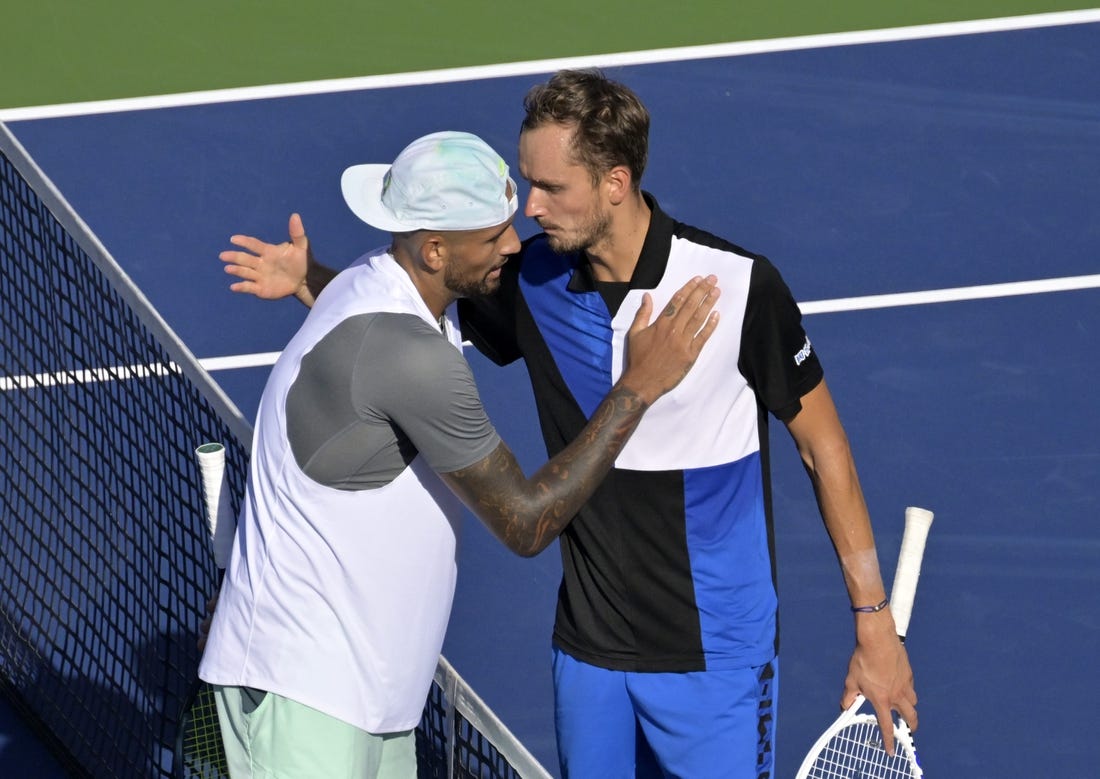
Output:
(3, 13), (1098, 777)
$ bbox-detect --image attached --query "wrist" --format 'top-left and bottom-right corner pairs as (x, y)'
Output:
(850, 597), (889, 614)
(613, 374), (658, 408)
(853, 604), (897, 642)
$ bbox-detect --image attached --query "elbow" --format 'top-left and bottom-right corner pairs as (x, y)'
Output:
(511, 541), (545, 559)
(802, 441), (861, 498)
(504, 518), (554, 557)
(494, 503), (562, 558)
(494, 531), (548, 558)
(799, 433), (853, 481)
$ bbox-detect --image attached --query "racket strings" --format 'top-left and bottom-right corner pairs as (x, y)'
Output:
(806, 720), (918, 778)
(179, 683), (229, 777)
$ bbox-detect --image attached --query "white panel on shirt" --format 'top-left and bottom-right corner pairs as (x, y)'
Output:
(610, 238), (758, 471)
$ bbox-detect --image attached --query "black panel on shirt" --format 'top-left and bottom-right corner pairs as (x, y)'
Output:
(553, 467), (707, 671)
(739, 258), (824, 422)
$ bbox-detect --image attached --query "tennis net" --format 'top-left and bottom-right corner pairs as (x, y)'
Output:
(0, 122), (549, 779)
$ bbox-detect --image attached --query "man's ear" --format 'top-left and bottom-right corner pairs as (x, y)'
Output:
(605, 165), (633, 206)
(419, 233), (447, 272)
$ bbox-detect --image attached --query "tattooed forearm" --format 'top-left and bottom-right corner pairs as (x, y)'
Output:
(441, 386), (648, 556)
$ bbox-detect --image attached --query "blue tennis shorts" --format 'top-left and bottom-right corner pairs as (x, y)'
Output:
(552, 649), (778, 779)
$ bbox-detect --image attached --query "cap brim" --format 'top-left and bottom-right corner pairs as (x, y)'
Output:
(341, 163), (415, 232)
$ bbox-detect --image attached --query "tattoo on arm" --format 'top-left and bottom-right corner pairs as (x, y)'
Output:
(441, 386), (647, 556)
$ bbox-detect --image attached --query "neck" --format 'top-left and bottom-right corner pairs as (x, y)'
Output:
(391, 240), (454, 321)
(585, 191), (651, 283)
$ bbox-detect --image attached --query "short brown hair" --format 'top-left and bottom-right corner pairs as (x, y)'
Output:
(521, 69), (650, 190)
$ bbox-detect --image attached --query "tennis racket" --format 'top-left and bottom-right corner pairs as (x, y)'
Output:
(794, 506), (934, 779)
(174, 442), (235, 779)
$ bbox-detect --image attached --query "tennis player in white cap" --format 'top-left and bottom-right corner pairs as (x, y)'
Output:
(200, 130), (720, 778)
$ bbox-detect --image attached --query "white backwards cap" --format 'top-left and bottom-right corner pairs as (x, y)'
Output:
(341, 131), (518, 233)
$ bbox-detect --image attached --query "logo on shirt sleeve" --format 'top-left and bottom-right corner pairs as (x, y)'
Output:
(793, 335), (813, 366)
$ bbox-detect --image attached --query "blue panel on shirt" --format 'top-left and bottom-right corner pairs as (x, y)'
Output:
(683, 452), (777, 668)
(519, 245), (613, 418)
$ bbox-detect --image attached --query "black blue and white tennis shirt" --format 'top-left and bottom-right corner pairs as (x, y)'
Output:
(460, 194), (823, 673)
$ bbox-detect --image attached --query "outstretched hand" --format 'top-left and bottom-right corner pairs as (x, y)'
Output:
(220, 213), (312, 301)
(618, 275), (720, 406)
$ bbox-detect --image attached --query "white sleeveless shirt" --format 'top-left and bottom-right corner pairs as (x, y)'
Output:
(200, 251), (484, 733)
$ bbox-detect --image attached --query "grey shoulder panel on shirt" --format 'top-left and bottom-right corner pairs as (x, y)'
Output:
(286, 311), (500, 490)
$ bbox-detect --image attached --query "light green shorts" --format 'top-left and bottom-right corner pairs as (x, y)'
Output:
(213, 685), (416, 779)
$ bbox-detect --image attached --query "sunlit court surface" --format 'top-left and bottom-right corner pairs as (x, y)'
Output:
(1, 6), (1098, 777)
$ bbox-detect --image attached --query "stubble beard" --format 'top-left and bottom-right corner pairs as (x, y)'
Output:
(445, 263), (502, 299)
(544, 205), (612, 255)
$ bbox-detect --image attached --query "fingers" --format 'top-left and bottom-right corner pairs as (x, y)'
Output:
(197, 614), (212, 652)
(226, 212), (303, 263)
(893, 686), (918, 732)
(659, 275), (720, 347)
(221, 250), (261, 294)
(219, 236), (271, 292)
(895, 700), (918, 734)
(649, 275), (719, 327)
(220, 248), (259, 270)
(839, 686), (861, 711)
(226, 233), (270, 256)
(686, 282), (720, 353)
(658, 275), (715, 319)
(872, 701), (897, 756)
(628, 291), (655, 336)
(289, 213), (308, 248)
(863, 691), (918, 757)
(197, 594), (218, 652)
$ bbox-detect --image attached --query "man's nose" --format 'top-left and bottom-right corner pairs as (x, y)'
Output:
(502, 226), (521, 255)
(524, 190), (544, 219)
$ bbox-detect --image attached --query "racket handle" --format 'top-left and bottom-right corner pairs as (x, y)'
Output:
(889, 506), (934, 639)
(196, 442), (236, 569)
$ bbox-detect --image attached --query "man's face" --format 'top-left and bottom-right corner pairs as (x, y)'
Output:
(442, 209), (521, 298)
(518, 123), (610, 255)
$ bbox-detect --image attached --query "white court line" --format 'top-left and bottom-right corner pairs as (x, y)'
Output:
(0, 361), (182, 392)
(3, 274), (1097, 386)
(797, 274), (1100, 315)
(195, 352), (284, 372)
(3, 12), (1096, 381)
(193, 274), (1100, 373)
(2, 10), (1099, 122)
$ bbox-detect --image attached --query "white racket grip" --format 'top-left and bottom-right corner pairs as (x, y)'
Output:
(196, 442), (236, 569)
(889, 506), (934, 639)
